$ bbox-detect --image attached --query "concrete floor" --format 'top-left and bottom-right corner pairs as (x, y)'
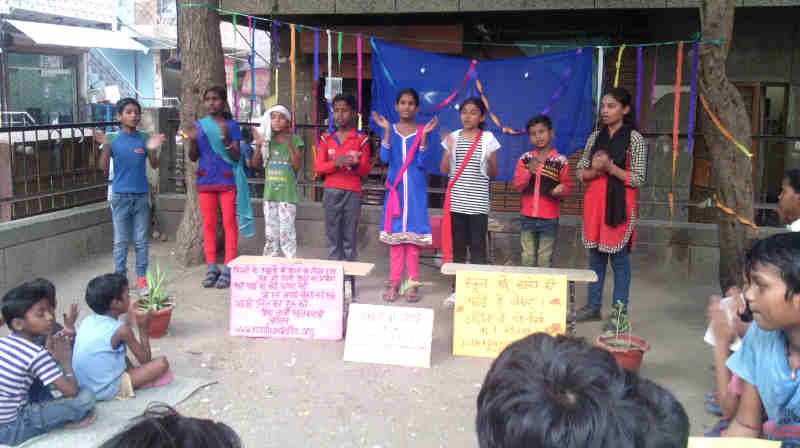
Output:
(6, 240), (720, 447)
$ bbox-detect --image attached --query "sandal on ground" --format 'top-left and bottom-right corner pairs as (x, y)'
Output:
(382, 281), (400, 302)
(406, 286), (422, 303)
(215, 270), (231, 289)
(202, 270), (220, 288)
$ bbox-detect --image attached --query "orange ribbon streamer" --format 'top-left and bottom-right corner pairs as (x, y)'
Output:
(699, 94), (754, 158)
(714, 194), (758, 231)
(475, 79), (524, 135)
(290, 24), (296, 131)
(670, 42), (683, 219)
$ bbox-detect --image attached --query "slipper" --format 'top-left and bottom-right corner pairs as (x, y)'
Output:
(216, 270), (231, 289)
(705, 401), (723, 416)
(704, 418), (731, 437)
(139, 369), (174, 390)
(406, 286), (421, 303)
(202, 270), (220, 288)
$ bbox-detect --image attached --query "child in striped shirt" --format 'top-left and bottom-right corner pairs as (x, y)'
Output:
(0, 282), (96, 446)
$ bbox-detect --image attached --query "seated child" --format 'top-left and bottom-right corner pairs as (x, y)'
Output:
(476, 332), (689, 448)
(725, 232), (800, 443)
(704, 285), (750, 436)
(99, 403), (241, 448)
(0, 283), (96, 446)
(73, 273), (170, 401)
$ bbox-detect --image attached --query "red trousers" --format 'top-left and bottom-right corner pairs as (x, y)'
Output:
(389, 244), (419, 282)
(198, 190), (237, 265)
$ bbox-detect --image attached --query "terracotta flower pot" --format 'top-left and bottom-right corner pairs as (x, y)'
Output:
(595, 334), (650, 372)
(134, 301), (175, 339)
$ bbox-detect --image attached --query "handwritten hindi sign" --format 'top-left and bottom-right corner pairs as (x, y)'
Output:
(453, 271), (568, 358)
(343, 304), (434, 368)
(229, 263), (344, 340)
(688, 438), (779, 448)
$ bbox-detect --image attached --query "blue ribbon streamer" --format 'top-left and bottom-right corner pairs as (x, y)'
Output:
(687, 42), (699, 153)
(313, 31), (319, 80)
(370, 37), (396, 88)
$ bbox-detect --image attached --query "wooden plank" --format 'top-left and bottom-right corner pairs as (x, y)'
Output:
(440, 263), (597, 283)
(229, 256), (374, 277)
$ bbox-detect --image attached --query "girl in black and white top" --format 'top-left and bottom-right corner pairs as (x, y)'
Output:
(440, 97), (502, 268)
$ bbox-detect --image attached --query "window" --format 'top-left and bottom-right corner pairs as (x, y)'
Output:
(6, 53), (78, 124)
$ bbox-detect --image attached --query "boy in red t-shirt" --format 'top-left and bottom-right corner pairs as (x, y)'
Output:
(511, 115), (571, 267)
(314, 94), (371, 263)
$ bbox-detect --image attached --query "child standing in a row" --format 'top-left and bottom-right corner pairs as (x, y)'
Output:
(373, 88), (438, 302)
(512, 115), (570, 267)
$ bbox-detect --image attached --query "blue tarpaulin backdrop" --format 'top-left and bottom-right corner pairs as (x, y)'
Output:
(369, 38), (594, 181)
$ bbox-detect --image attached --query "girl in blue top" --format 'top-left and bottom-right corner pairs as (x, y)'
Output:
(95, 98), (165, 297)
(372, 88), (438, 303)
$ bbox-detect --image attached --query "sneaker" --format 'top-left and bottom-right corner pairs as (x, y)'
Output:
(137, 277), (149, 297)
(442, 293), (456, 308)
(571, 305), (601, 322)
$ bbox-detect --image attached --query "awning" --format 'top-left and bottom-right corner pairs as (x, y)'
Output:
(6, 19), (149, 53)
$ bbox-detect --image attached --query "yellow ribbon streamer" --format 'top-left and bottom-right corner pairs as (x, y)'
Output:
(699, 94), (753, 159)
(614, 45), (626, 88)
(290, 24), (296, 129)
(475, 79), (524, 135)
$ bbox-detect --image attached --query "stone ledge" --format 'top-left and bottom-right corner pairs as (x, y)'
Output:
(0, 202), (112, 249)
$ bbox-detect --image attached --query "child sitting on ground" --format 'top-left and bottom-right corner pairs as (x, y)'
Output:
(0, 283), (96, 446)
(704, 285), (750, 436)
(73, 273), (170, 401)
(724, 232), (800, 444)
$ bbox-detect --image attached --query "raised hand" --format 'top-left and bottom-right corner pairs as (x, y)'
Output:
(146, 133), (166, 151)
(50, 331), (73, 365)
(181, 123), (198, 141)
(371, 111), (390, 130)
(63, 303), (79, 332)
(137, 309), (153, 330)
(552, 184), (565, 196)
(422, 116), (439, 135)
(707, 295), (735, 345)
(93, 130), (109, 147)
(253, 127), (265, 146)
(591, 151), (609, 172)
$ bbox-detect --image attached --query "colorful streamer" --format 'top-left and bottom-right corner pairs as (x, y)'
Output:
(671, 42), (684, 218)
(541, 48), (583, 115)
(232, 15), (239, 119)
(475, 78), (524, 135)
(249, 16), (255, 120)
(428, 60), (477, 114)
(596, 47), (604, 122)
(714, 194), (758, 231)
(635, 47), (642, 126)
(272, 21), (279, 68)
(371, 37), (396, 88)
(290, 24), (296, 132)
(313, 30), (320, 156)
(613, 44), (626, 88)
(357, 34), (362, 130)
(687, 42), (699, 153)
(648, 47), (658, 132)
(699, 95), (753, 158)
(327, 30), (333, 133)
(337, 32), (343, 72)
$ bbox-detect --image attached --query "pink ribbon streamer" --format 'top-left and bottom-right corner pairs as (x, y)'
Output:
(428, 60), (478, 113)
(357, 34), (362, 130)
(384, 126), (423, 233)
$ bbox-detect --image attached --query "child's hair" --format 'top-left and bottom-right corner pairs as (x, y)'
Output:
(630, 376), (690, 448)
(1, 283), (45, 331)
(395, 88), (420, 106)
(116, 98), (142, 115)
(332, 94), (356, 112)
(525, 114), (553, 131)
(785, 168), (800, 193)
(476, 332), (642, 448)
(460, 97), (487, 130)
(203, 86), (234, 120)
(603, 87), (637, 130)
(99, 403), (241, 448)
(26, 278), (56, 309)
(745, 232), (800, 301)
(241, 126), (253, 143)
(86, 273), (128, 315)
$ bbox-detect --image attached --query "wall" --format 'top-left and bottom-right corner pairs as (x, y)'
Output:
(88, 48), (155, 101)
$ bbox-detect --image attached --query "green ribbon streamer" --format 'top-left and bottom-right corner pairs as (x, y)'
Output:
(337, 32), (343, 71)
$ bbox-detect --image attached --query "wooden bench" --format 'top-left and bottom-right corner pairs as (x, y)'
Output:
(230, 256), (375, 298)
(441, 263), (598, 336)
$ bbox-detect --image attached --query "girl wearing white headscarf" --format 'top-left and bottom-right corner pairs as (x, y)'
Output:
(251, 105), (303, 258)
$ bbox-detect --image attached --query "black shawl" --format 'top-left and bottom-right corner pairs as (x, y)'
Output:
(590, 124), (633, 227)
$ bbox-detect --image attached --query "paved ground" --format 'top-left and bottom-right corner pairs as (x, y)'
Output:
(7, 240), (721, 447)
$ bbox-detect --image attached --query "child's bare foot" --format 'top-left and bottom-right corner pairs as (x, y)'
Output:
(63, 410), (96, 429)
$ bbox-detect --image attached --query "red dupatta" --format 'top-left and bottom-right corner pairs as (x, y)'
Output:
(441, 130), (483, 264)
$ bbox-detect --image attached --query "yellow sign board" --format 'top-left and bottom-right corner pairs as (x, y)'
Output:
(688, 437), (780, 448)
(453, 272), (568, 358)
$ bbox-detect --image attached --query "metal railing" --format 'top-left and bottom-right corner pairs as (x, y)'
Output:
(0, 121), (118, 221)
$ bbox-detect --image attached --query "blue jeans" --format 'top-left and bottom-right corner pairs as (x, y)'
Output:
(587, 248), (631, 312)
(0, 388), (95, 446)
(520, 216), (558, 267)
(111, 192), (150, 278)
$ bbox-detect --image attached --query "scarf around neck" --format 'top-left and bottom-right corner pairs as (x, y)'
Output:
(590, 124), (633, 227)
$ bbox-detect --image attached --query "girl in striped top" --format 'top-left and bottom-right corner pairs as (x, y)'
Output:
(440, 97), (502, 272)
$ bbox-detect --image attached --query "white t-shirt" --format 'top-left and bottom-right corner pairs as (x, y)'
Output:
(441, 129), (500, 215)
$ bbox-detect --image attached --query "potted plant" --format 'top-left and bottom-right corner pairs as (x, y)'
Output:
(135, 263), (175, 339)
(595, 301), (650, 372)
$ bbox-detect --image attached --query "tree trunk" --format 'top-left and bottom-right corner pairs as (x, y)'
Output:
(174, 5), (226, 266)
(698, 0), (757, 292)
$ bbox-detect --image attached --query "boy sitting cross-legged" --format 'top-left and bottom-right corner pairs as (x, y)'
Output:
(73, 273), (170, 401)
(0, 283), (96, 446)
